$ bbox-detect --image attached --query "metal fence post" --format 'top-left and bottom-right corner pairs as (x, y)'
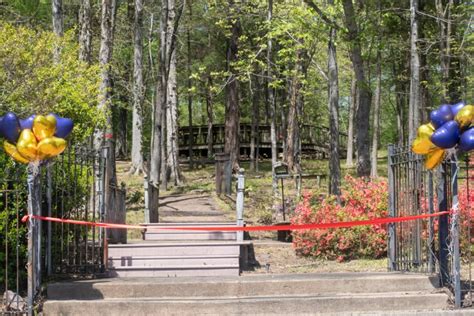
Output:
(451, 159), (461, 308)
(236, 168), (245, 242)
(438, 163), (449, 286)
(428, 171), (435, 274)
(387, 145), (397, 271)
(46, 162), (52, 276)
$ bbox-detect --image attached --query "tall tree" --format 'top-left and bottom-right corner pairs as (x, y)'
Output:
(371, 0), (382, 178)
(408, 0), (420, 142)
(285, 47), (304, 173)
(186, 0), (194, 169)
(205, 74), (214, 159)
(78, 0), (92, 63)
(52, 0), (63, 36)
(343, 0), (372, 177)
(130, 0), (144, 175)
(267, 0), (278, 195)
(346, 76), (356, 167)
(52, 0), (63, 61)
(224, 0), (241, 171)
(95, 0), (118, 227)
(249, 75), (260, 172)
(327, 0), (340, 196)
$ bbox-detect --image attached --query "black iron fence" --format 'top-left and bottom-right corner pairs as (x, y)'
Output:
(0, 146), (124, 315)
(388, 144), (473, 308)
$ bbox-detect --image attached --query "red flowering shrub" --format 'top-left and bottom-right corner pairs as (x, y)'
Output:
(292, 173), (474, 262)
(291, 176), (388, 262)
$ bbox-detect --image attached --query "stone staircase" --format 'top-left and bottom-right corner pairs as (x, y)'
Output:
(43, 272), (455, 315)
(107, 222), (248, 278)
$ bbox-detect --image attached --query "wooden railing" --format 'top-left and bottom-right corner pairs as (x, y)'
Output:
(178, 123), (348, 156)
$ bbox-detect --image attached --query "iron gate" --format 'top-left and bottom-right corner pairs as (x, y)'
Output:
(388, 144), (473, 308)
(1, 147), (109, 315)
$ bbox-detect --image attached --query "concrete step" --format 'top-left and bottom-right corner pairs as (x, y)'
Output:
(144, 231), (237, 241)
(47, 273), (440, 300)
(43, 292), (449, 315)
(108, 254), (239, 268)
(142, 222), (238, 240)
(108, 266), (240, 278)
(108, 242), (241, 257)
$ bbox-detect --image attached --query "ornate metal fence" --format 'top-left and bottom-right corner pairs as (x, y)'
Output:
(1, 147), (112, 315)
(388, 144), (473, 308)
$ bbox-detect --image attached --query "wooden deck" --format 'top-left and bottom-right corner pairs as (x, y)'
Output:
(178, 123), (348, 158)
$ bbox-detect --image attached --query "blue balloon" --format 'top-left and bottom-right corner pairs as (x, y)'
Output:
(51, 113), (74, 138)
(20, 115), (35, 130)
(430, 104), (454, 129)
(0, 112), (21, 143)
(459, 127), (474, 152)
(451, 101), (466, 117)
(431, 121), (460, 149)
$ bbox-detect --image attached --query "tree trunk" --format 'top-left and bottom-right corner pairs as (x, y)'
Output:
(79, 0), (92, 63)
(250, 76), (260, 172)
(130, 0), (144, 175)
(224, 0), (241, 171)
(206, 75), (214, 159)
(343, 0), (371, 177)
(52, 0), (63, 61)
(346, 76), (355, 167)
(95, 0), (118, 230)
(286, 56), (302, 172)
(166, 41), (181, 185)
(408, 0), (420, 143)
(187, 0), (194, 169)
(52, 0), (63, 36)
(267, 0), (278, 195)
(371, 2), (382, 178)
(327, 4), (340, 196)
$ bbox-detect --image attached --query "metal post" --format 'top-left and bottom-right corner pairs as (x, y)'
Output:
(451, 160), (461, 308)
(438, 163), (449, 286)
(236, 168), (245, 242)
(428, 171), (435, 274)
(26, 164), (41, 316)
(387, 145), (397, 270)
(144, 175), (150, 223)
(46, 162), (52, 276)
(281, 178), (285, 221)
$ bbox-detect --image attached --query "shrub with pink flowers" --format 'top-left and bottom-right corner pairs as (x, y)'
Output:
(291, 176), (389, 262)
(292, 174), (474, 262)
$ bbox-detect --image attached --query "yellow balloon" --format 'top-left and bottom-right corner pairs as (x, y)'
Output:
(3, 141), (29, 164)
(425, 148), (445, 170)
(16, 129), (38, 161)
(412, 138), (436, 155)
(37, 137), (67, 160)
(33, 114), (56, 141)
(412, 123), (436, 154)
(455, 105), (474, 129)
(417, 123), (435, 139)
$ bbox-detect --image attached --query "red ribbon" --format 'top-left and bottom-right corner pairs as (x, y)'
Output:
(21, 211), (450, 232)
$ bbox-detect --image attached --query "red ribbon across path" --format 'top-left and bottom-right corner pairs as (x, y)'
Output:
(21, 211), (450, 232)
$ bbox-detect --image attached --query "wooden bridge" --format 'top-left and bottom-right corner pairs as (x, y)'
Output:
(178, 124), (347, 158)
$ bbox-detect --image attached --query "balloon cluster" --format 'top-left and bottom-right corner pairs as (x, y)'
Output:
(412, 101), (473, 170)
(0, 113), (73, 164)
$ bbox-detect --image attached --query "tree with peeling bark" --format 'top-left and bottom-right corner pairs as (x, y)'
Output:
(130, 0), (144, 175)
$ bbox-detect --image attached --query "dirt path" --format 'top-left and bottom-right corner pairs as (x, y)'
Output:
(158, 194), (231, 223)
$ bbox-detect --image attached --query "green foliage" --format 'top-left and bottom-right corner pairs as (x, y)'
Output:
(0, 23), (105, 141)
